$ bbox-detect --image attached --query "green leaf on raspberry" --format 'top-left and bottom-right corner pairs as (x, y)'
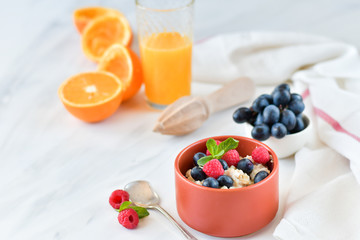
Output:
(213, 150), (225, 159)
(199, 138), (239, 167)
(118, 201), (150, 219)
(218, 138), (239, 154)
(197, 155), (213, 167)
(128, 206), (149, 219)
(118, 201), (132, 212)
(206, 138), (218, 156)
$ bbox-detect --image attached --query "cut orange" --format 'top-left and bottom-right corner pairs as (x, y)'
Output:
(98, 44), (143, 101)
(73, 7), (123, 34)
(58, 71), (124, 122)
(82, 15), (132, 62)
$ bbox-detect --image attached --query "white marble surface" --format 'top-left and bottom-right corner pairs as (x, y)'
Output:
(1, 0), (360, 239)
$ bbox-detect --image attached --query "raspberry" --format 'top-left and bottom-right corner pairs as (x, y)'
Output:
(206, 140), (221, 155)
(118, 208), (139, 229)
(203, 159), (224, 179)
(222, 149), (240, 166)
(251, 147), (270, 164)
(109, 190), (129, 209)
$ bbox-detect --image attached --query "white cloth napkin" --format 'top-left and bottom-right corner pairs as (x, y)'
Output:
(193, 32), (360, 239)
(273, 147), (360, 240)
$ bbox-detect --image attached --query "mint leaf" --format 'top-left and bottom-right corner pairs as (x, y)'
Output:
(129, 206), (149, 219)
(218, 138), (239, 155)
(117, 201), (150, 219)
(199, 138), (239, 166)
(213, 150), (225, 160)
(118, 201), (132, 212)
(197, 155), (213, 167)
(206, 139), (218, 156)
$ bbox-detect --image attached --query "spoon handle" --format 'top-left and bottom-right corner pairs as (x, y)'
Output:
(154, 205), (198, 240)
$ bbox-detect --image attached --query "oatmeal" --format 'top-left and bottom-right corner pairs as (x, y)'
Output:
(224, 166), (251, 187)
(185, 138), (273, 189)
(186, 154), (272, 189)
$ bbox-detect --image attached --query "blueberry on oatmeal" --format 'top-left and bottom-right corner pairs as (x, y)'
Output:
(193, 152), (206, 166)
(202, 177), (219, 188)
(217, 175), (234, 188)
(190, 166), (207, 181)
(254, 171), (269, 183)
(236, 158), (254, 175)
(218, 159), (229, 170)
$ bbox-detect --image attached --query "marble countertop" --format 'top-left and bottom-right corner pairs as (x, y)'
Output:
(1, 0), (359, 239)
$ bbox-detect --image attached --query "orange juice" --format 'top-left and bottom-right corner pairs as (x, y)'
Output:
(140, 32), (192, 106)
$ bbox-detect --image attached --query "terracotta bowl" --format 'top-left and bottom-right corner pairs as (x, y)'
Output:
(174, 135), (279, 237)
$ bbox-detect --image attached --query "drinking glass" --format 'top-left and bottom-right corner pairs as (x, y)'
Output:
(136, 0), (195, 109)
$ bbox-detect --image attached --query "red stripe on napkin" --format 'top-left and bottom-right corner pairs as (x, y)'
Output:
(313, 107), (360, 142)
(301, 88), (360, 142)
(301, 88), (310, 100)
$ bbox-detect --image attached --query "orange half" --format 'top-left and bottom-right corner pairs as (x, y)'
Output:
(58, 71), (124, 122)
(81, 15), (132, 62)
(73, 7), (123, 34)
(98, 44), (143, 101)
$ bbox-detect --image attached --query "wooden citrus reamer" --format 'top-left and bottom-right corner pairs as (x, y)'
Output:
(153, 77), (255, 135)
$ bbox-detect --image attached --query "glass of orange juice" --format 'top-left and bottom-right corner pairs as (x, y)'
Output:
(136, 0), (194, 109)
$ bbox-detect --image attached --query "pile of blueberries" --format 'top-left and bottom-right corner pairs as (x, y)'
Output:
(190, 152), (268, 188)
(233, 83), (306, 141)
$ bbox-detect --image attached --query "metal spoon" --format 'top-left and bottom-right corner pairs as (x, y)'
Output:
(124, 180), (198, 240)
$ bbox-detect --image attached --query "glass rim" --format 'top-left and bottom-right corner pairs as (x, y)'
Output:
(135, 0), (195, 12)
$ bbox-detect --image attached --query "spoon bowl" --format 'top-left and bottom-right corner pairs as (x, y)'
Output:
(124, 180), (160, 208)
(124, 180), (198, 240)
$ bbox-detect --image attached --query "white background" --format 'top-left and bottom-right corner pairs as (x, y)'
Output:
(0, 0), (359, 239)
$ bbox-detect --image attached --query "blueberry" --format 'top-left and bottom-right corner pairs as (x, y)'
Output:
(271, 123), (287, 139)
(254, 112), (263, 126)
(274, 83), (290, 92)
(288, 99), (305, 115)
(217, 175), (234, 188)
(251, 124), (270, 141)
(280, 109), (296, 131)
(259, 94), (273, 104)
(252, 97), (270, 113)
(218, 159), (228, 170)
(237, 158), (254, 175)
(190, 167), (207, 181)
(263, 105), (280, 125)
(202, 177), (219, 188)
(291, 93), (303, 102)
(272, 89), (291, 108)
(193, 152), (206, 166)
(247, 110), (258, 125)
(254, 171), (269, 183)
(291, 114), (305, 133)
(233, 107), (252, 123)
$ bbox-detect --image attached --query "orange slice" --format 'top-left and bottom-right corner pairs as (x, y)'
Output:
(98, 44), (143, 101)
(73, 7), (123, 34)
(58, 71), (124, 122)
(82, 15), (132, 62)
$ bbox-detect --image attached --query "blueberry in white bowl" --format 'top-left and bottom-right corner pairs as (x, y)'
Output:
(233, 83), (311, 158)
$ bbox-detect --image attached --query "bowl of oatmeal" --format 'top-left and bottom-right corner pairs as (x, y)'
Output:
(174, 135), (279, 237)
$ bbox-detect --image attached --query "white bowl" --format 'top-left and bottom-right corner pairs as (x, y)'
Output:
(244, 115), (312, 158)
